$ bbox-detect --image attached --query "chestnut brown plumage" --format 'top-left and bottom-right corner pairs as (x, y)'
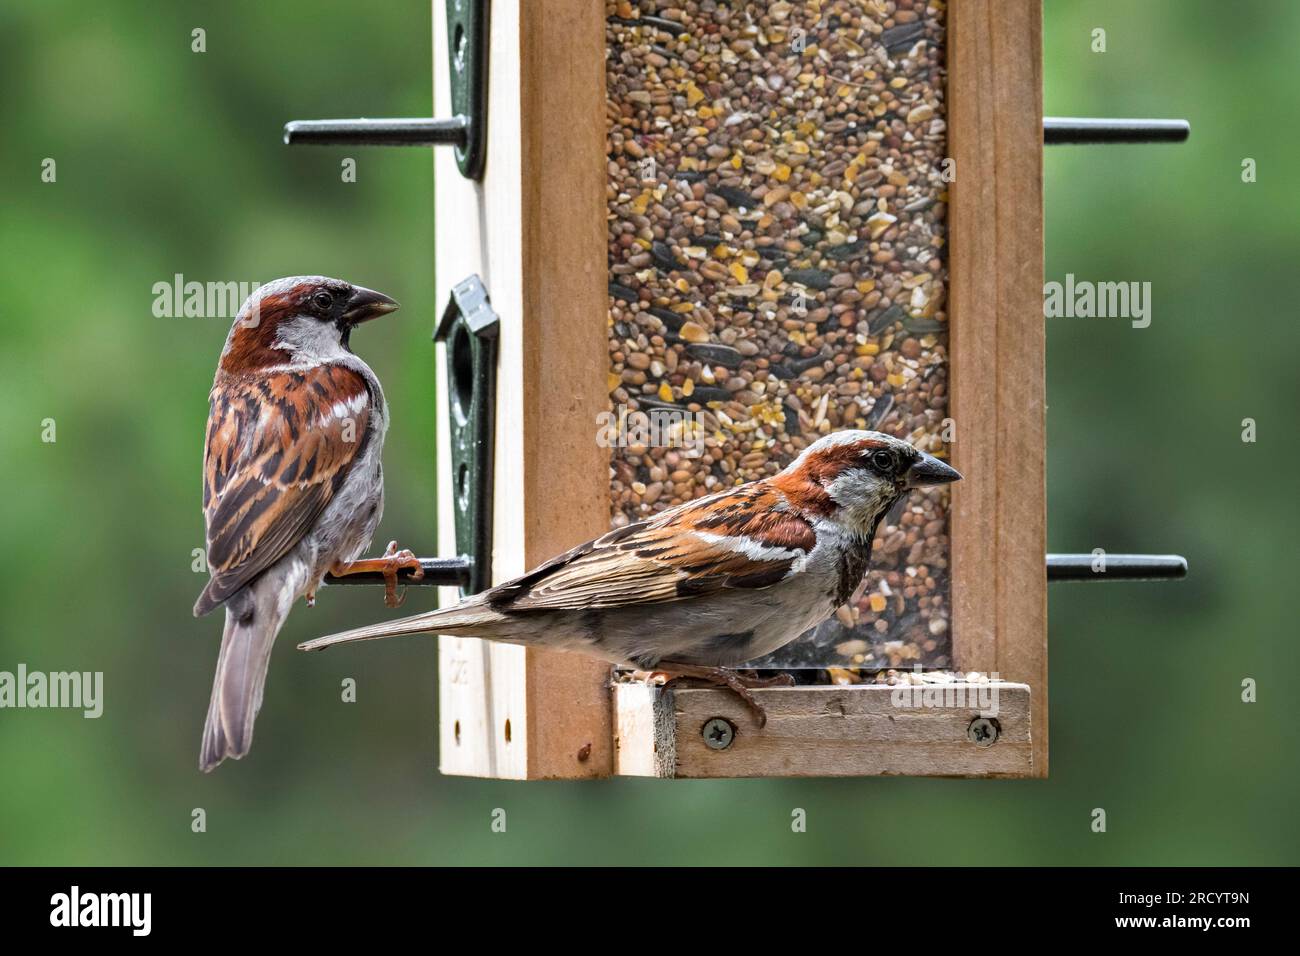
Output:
(194, 276), (418, 772)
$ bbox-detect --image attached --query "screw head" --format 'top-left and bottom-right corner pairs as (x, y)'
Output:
(702, 717), (736, 750)
(967, 716), (1000, 747)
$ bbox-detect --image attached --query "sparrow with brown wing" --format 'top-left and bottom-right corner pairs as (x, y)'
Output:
(299, 430), (959, 724)
(193, 276), (421, 772)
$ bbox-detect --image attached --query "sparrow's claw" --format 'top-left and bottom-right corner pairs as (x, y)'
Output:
(736, 671), (797, 689)
(382, 581), (405, 609)
(380, 541), (422, 607)
(718, 676), (769, 727)
(654, 662), (792, 727)
(331, 541), (424, 608)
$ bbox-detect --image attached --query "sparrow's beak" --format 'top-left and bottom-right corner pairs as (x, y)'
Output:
(342, 286), (400, 325)
(905, 452), (962, 488)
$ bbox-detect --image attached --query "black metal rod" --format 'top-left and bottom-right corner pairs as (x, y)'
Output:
(330, 553), (1187, 587)
(1047, 553), (1187, 582)
(283, 117), (468, 147)
(1044, 117), (1189, 145)
(324, 556), (473, 589)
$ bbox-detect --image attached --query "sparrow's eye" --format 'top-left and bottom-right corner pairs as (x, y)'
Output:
(311, 290), (334, 312)
(870, 449), (896, 473)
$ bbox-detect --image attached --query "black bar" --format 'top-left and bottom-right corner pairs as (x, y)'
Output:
(330, 554), (1186, 587)
(323, 556), (472, 589)
(1044, 117), (1189, 144)
(282, 117), (468, 147)
(2, 866), (1275, 936)
(1047, 553), (1188, 582)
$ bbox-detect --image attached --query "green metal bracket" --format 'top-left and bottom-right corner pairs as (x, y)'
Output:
(434, 275), (499, 594)
(445, 0), (490, 179)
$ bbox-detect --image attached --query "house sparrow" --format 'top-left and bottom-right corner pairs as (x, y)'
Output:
(298, 430), (959, 723)
(193, 276), (421, 772)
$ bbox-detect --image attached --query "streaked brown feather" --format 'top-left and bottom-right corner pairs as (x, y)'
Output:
(485, 482), (816, 613)
(194, 363), (373, 615)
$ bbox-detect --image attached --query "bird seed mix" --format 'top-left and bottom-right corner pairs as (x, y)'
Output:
(606, 0), (952, 669)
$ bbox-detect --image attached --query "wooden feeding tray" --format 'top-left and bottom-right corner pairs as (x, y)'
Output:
(614, 679), (1033, 778)
(430, 0), (1045, 779)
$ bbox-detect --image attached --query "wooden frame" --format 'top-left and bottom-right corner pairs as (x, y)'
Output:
(947, 0), (1047, 776)
(435, 0), (1046, 779)
(434, 0), (613, 779)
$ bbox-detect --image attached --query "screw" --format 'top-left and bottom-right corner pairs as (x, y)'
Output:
(967, 717), (999, 747)
(702, 717), (735, 750)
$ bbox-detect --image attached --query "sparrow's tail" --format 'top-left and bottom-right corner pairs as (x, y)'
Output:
(200, 595), (288, 773)
(296, 596), (503, 653)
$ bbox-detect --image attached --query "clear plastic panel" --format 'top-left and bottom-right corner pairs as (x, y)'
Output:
(606, 2), (951, 670)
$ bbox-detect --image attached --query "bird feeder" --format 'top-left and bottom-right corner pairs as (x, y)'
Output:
(286, 0), (1187, 779)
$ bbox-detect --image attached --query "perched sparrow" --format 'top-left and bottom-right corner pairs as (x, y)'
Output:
(299, 430), (959, 723)
(193, 276), (421, 772)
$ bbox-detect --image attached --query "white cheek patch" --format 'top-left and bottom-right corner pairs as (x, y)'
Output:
(272, 317), (349, 364)
(826, 471), (894, 518)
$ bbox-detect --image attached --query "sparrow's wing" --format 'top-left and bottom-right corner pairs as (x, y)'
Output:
(194, 363), (374, 615)
(486, 483), (816, 612)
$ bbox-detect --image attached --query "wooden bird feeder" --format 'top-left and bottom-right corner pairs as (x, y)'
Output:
(289, 0), (1187, 779)
(431, 0), (1044, 780)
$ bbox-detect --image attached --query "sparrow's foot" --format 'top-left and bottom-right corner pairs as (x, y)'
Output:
(736, 670), (797, 689)
(331, 541), (424, 608)
(378, 540), (424, 608)
(654, 662), (791, 727)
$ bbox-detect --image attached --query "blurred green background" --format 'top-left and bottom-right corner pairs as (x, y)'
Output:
(1, 0), (1295, 865)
